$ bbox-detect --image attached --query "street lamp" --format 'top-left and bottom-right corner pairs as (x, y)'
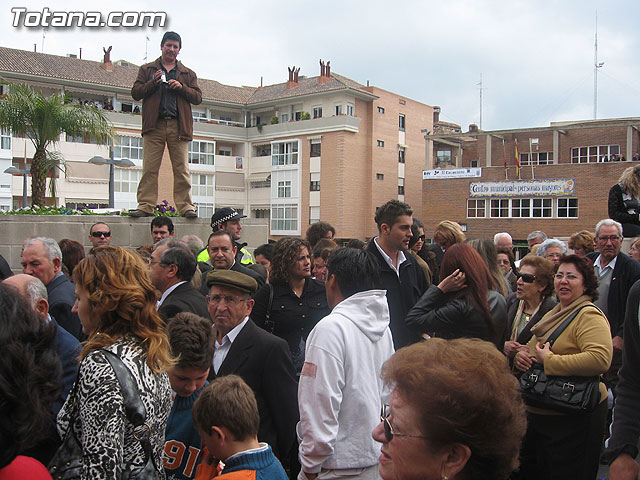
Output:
(4, 165), (31, 208)
(88, 147), (134, 208)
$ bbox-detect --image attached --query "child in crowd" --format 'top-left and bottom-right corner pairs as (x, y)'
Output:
(192, 375), (288, 480)
(164, 313), (215, 480)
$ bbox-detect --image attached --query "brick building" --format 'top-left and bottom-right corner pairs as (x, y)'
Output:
(0, 46), (434, 240)
(422, 118), (640, 244)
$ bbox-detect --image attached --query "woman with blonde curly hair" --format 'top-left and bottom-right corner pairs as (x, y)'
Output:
(52, 246), (173, 478)
(609, 165), (640, 236)
(568, 230), (595, 257)
(251, 238), (330, 374)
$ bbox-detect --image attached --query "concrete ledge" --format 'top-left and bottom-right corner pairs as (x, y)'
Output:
(1, 215), (269, 272)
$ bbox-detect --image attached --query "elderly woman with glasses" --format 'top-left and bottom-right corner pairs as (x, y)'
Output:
(503, 255), (557, 361)
(372, 338), (526, 480)
(514, 254), (613, 479)
(537, 238), (567, 268)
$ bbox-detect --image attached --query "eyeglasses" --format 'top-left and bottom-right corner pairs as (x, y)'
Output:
(380, 404), (427, 442)
(207, 294), (247, 306)
(597, 235), (621, 242)
(417, 235), (426, 241)
(91, 231), (111, 238)
(554, 273), (581, 281)
(515, 272), (536, 283)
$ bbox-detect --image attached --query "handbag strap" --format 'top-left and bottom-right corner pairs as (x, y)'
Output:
(263, 283), (276, 334)
(101, 349), (156, 469)
(545, 305), (588, 347)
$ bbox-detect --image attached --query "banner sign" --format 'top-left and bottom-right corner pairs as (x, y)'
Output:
(423, 168), (482, 179)
(469, 179), (575, 197)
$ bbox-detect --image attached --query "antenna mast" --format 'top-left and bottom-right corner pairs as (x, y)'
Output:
(593, 13), (604, 119)
(478, 74), (483, 130)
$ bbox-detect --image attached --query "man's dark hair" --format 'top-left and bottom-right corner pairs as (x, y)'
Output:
(157, 240), (196, 282)
(327, 248), (381, 299)
(151, 216), (174, 234)
(306, 221), (336, 247)
(167, 312), (214, 371)
(254, 243), (274, 262)
(207, 230), (234, 247)
(161, 31), (182, 48)
(89, 222), (110, 234)
(374, 200), (413, 232)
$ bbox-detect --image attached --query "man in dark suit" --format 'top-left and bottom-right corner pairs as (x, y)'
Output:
(206, 270), (297, 460)
(588, 219), (640, 393)
(150, 239), (209, 322)
(21, 237), (83, 340)
(199, 231), (264, 295)
(3, 273), (80, 464)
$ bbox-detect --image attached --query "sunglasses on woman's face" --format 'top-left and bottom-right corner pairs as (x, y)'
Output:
(380, 404), (427, 442)
(515, 272), (536, 283)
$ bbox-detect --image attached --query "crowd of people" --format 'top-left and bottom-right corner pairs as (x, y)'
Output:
(4, 197), (640, 480)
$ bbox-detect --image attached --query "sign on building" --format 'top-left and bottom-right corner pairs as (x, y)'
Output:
(423, 168), (482, 179)
(469, 179), (575, 197)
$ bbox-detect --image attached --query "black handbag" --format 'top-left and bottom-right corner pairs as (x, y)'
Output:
(49, 349), (160, 479)
(519, 306), (602, 415)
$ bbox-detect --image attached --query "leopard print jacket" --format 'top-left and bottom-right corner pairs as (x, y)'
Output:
(57, 337), (172, 479)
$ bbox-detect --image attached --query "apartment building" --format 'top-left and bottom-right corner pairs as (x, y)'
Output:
(422, 118), (640, 242)
(0, 46), (434, 240)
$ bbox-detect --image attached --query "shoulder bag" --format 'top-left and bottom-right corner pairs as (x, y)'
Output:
(49, 349), (159, 479)
(519, 306), (601, 414)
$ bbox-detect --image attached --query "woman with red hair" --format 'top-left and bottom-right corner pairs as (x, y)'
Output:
(405, 243), (507, 348)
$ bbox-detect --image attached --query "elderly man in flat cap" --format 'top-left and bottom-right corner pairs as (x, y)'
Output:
(206, 269), (298, 464)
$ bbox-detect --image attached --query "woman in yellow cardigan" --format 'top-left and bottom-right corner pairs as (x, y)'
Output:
(514, 254), (613, 480)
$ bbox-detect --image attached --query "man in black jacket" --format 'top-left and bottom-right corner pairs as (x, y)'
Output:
(588, 218), (640, 393)
(366, 200), (428, 349)
(150, 239), (209, 322)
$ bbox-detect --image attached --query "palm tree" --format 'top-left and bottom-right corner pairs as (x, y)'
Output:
(0, 83), (112, 206)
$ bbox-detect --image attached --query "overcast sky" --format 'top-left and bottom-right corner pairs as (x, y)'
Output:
(1, 0), (639, 131)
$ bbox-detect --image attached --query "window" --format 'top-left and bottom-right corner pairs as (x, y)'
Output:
(271, 204), (298, 231)
(310, 173), (320, 191)
(253, 209), (270, 219)
(335, 105), (342, 116)
(467, 199), (486, 218)
(520, 152), (553, 166)
(254, 144), (271, 157)
(490, 199), (509, 218)
(294, 111), (302, 121)
(558, 198), (578, 218)
(571, 145), (620, 163)
(436, 150), (452, 167)
(377, 106), (385, 114)
(398, 178), (405, 195)
(399, 99), (406, 105)
(191, 174), (214, 197)
(251, 175), (271, 189)
(188, 140), (215, 165)
(376, 173), (384, 180)
(532, 198), (552, 217)
(194, 202), (214, 218)
(470, 160), (479, 167)
(310, 141), (321, 157)
(114, 168), (142, 193)
(66, 133), (84, 143)
(511, 198), (531, 218)
(310, 206), (320, 224)
(114, 136), (143, 160)
(398, 148), (405, 164)
(346, 104), (354, 116)
(281, 113), (289, 123)
(272, 141), (299, 166)
(399, 114), (406, 131)
(377, 140), (384, 147)
(0, 129), (10, 150)
(218, 146), (232, 156)
(277, 180), (292, 198)
(313, 106), (322, 119)
(192, 111), (207, 122)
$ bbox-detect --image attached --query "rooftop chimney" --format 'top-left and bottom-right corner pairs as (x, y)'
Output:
(286, 66), (300, 89)
(433, 106), (441, 123)
(318, 59), (331, 85)
(100, 46), (113, 72)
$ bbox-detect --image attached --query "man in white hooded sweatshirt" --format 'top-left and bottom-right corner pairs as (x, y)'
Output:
(297, 248), (394, 480)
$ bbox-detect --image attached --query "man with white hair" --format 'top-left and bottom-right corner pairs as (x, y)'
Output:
(21, 237), (83, 340)
(588, 219), (640, 394)
(493, 232), (513, 251)
(527, 230), (547, 251)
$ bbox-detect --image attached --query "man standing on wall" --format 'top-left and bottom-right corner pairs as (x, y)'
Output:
(130, 31), (202, 219)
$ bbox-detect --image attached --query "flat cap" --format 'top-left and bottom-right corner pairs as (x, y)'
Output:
(210, 207), (246, 230)
(206, 269), (258, 294)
